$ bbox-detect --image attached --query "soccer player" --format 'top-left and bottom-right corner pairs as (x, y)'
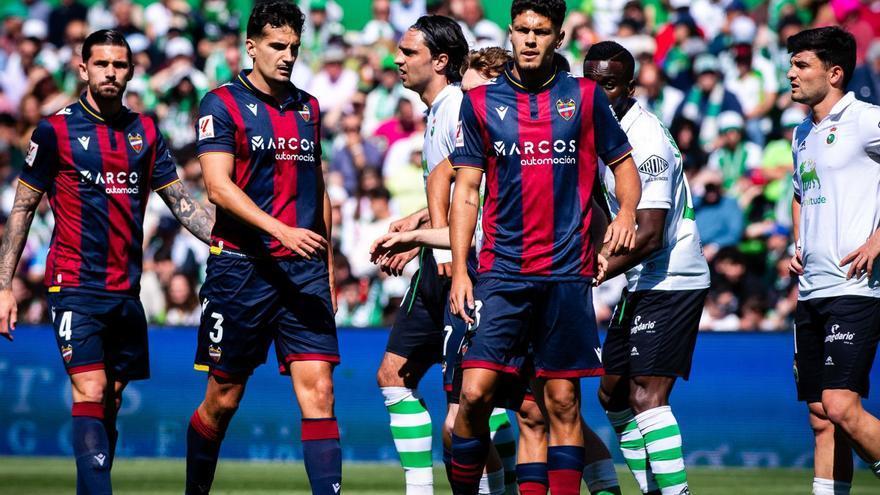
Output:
(0, 29), (214, 494)
(376, 17), (518, 495)
(185, 3), (339, 494)
(787, 26), (880, 494)
(447, 0), (642, 492)
(583, 41), (710, 495)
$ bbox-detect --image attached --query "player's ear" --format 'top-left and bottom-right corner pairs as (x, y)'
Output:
(78, 61), (89, 83)
(434, 53), (449, 76)
(555, 30), (565, 50)
(245, 38), (257, 60)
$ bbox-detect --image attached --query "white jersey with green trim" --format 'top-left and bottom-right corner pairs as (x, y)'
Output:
(792, 92), (880, 300)
(423, 83), (463, 265)
(600, 101), (710, 292)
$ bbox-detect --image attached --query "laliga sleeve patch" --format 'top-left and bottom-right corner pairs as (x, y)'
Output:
(638, 155), (669, 177)
(454, 121), (464, 147)
(198, 115), (215, 140)
(25, 140), (38, 167)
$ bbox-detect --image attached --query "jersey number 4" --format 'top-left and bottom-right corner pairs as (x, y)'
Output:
(57, 311), (73, 341)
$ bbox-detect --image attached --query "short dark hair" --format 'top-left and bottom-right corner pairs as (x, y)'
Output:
(82, 30), (132, 66)
(410, 15), (468, 83)
(786, 26), (856, 87)
(584, 40), (636, 82)
(247, 0), (305, 39)
(511, 0), (566, 29)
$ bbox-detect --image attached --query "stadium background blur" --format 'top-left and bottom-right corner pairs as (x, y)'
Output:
(1, 0), (880, 330)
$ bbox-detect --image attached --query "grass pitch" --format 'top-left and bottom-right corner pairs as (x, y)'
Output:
(0, 456), (877, 494)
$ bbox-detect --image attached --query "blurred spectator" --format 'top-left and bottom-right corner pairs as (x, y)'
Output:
(375, 97), (419, 158)
(358, 0), (397, 46)
(454, 0), (504, 50)
(49, 0), (89, 48)
(849, 39), (880, 105)
(330, 112), (384, 195)
(385, 136), (427, 215)
(302, 0), (346, 65)
(694, 175), (743, 261)
(635, 60), (684, 128)
(363, 55), (406, 136)
(335, 277), (384, 327)
(309, 45), (358, 129)
(390, 0), (426, 35)
(110, 0), (144, 37)
(706, 111), (762, 195)
(163, 272), (201, 326)
(760, 106), (807, 227)
(678, 53), (743, 152)
(700, 289), (740, 331)
(348, 187), (395, 278)
(144, 0), (174, 41)
(25, 0), (52, 24)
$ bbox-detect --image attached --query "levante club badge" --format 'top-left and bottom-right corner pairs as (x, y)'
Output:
(61, 345), (73, 363)
(556, 99), (576, 121)
(208, 345), (222, 363)
(128, 132), (144, 153)
(298, 104), (311, 122)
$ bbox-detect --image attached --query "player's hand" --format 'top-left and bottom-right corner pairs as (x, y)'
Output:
(605, 210), (636, 255)
(389, 212), (422, 233)
(789, 247), (804, 276)
(840, 234), (880, 280)
(276, 226), (327, 259)
(449, 273), (475, 325)
(437, 262), (453, 278)
(379, 247), (420, 276)
(370, 232), (418, 263)
(0, 289), (17, 341)
(594, 253), (608, 286)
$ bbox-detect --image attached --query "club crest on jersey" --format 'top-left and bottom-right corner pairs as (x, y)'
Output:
(298, 104), (311, 122)
(556, 99), (576, 120)
(127, 132), (143, 153)
(208, 345), (222, 362)
(61, 345), (73, 363)
(826, 126), (837, 145)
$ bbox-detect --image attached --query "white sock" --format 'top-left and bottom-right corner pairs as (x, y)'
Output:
(479, 469), (506, 495)
(583, 458), (620, 492)
(812, 477), (851, 495)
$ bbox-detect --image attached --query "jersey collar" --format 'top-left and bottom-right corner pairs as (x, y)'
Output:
(235, 70), (301, 109)
(430, 83), (460, 110)
(77, 93), (129, 125)
(619, 99), (643, 133)
(812, 91), (856, 126)
(503, 61), (559, 93)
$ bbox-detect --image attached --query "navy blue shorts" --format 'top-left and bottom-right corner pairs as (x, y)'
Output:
(194, 253), (338, 378)
(386, 248), (451, 363)
(443, 297), (468, 403)
(603, 288), (707, 379)
(48, 290), (149, 381)
(461, 278), (603, 379)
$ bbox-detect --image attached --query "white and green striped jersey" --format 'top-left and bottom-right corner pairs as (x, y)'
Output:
(600, 101), (710, 292)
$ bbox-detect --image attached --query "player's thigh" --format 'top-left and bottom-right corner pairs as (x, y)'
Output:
(820, 296), (880, 399)
(273, 259), (339, 377)
(289, 360), (335, 418)
(459, 278), (535, 375)
(196, 255), (277, 378)
(385, 263), (446, 365)
(103, 296), (151, 382)
(629, 288), (707, 380)
(532, 281), (602, 378)
(377, 351), (434, 388)
(48, 293), (109, 378)
(601, 289), (634, 378)
(794, 299), (826, 403)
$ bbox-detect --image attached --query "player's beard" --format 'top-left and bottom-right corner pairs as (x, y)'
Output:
(92, 81), (123, 100)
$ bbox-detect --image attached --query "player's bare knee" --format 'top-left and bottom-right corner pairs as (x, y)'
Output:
(629, 386), (663, 414)
(459, 383), (492, 417)
(308, 375), (336, 412)
(71, 378), (107, 404)
(543, 388), (579, 423)
(517, 401), (546, 433)
(822, 396), (860, 431)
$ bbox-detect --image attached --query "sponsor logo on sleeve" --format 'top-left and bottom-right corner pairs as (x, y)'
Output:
(25, 140), (38, 166)
(198, 115), (215, 140)
(638, 155), (670, 182)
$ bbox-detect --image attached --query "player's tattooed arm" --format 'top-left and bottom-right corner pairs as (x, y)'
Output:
(0, 183), (44, 339)
(158, 181), (216, 245)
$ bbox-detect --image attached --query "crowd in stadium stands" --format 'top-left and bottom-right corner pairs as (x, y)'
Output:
(0, 0), (879, 330)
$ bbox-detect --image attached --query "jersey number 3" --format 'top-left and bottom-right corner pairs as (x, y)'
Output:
(209, 312), (224, 343)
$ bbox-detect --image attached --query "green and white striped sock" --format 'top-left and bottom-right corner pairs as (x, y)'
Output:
(872, 460), (880, 479)
(607, 409), (658, 494)
(488, 408), (517, 494)
(382, 387), (433, 495)
(635, 406), (688, 495)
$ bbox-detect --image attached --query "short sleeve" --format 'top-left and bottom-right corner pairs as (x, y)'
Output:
(634, 127), (674, 210)
(150, 126), (180, 191)
(592, 85), (632, 166)
(435, 92), (461, 167)
(451, 94), (487, 171)
(791, 130), (801, 198)
(195, 91), (236, 155)
(857, 104), (880, 163)
(19, 119), (58, 192)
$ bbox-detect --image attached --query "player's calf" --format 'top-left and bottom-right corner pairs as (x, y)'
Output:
(542, 379), (585, 495)
(72, 401), (112, 494)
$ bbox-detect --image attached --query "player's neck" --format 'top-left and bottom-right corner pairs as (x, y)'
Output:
(511, 63), (555, 90)
(85, 90), (123, 119)
(247, 70), (291, 103)
(811, 89), (845, 123)
(420, 77), (449, 108)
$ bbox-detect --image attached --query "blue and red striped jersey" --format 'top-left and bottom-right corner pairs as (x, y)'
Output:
(196, 71), (323, 258)
(452, 66), (632, 280)
(20, 96), (180, 293)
